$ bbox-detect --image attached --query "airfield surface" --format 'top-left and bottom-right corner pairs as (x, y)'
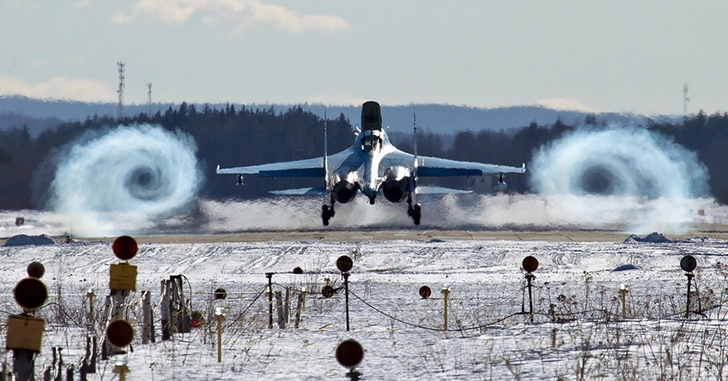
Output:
(78, 224), (728, 245)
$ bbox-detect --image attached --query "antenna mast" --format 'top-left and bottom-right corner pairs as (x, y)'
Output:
(683, 84), (690, 121)
(117, 61), (125, 120)
(147, 82), (153, 116)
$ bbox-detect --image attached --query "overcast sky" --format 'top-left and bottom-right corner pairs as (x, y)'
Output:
(1, 1), (726, 115)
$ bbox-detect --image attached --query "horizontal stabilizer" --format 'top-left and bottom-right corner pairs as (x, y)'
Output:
(270, 187), (326, 196)
(416, 186), (472, 195)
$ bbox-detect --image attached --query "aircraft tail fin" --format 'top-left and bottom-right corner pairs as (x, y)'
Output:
(412, 105), (419, 204)
(361, 101), (383, 131)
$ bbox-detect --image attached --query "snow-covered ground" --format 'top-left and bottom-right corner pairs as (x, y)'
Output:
(2, 227), (728, 380)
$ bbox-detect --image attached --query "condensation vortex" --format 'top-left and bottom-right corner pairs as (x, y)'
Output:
(530, 125), (709, 199)
(49, 125), (202, 219)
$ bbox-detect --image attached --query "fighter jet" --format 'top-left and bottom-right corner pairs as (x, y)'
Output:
(216, 101), (526, 225)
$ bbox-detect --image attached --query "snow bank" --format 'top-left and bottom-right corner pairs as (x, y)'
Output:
(3, 234), (57, 247)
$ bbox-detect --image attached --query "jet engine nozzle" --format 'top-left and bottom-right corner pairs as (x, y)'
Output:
(382, 166), (411, 203)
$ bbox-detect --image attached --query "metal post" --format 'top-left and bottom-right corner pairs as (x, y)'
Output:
(343, 272), (350, 331)
(266, 273), (274, 329)
(215, 307), (225, 363)
(441, 287), (450, 331)
(86, 289), (95, 331)
(686, 273), (694, 318)
(526, 273), (535, 322)
(142, 291), (152, 344)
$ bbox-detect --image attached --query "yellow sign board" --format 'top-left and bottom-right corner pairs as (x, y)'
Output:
(6, 315), (44, 352)
(110, 263), (138, 291)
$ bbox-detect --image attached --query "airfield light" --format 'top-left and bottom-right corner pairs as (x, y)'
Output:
(681, 255), (697, 272)
(322, 285), (336, 298)
(522, 256), (539, 322)
(681, 255), (698, 318)
(419, 285), (432, 299)
(337, 255), (353, 273)
(26, 261), (45, 279)
(14, 278), (48, 311)
(522, 256), (539, 272)
(336, 339), (364, 380)
(112, 235), (138, 261)
(214, 288), (227, 300)
(106, 319), (134, 348)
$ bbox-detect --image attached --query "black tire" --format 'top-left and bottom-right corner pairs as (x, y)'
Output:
(413, 204), (421, 225)
(321, 205), (330, 226)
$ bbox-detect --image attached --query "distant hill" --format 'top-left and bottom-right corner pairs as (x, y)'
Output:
(0, 95), (679, 137)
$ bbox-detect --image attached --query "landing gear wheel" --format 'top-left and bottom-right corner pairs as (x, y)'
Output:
(408, 203), (421, 225)
(321, 205), (332, 226)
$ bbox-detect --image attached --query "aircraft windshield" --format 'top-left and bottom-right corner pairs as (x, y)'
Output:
(361, 130), (381, 152)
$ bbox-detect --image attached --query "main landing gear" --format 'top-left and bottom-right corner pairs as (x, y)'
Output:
(321, 194), (335, 226)
(407, 194), (421, 225)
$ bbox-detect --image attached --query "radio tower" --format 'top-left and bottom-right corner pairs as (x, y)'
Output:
(117, 61), (125, 120)
(147, 83), (153, 116)
(683, 84), (690, 121)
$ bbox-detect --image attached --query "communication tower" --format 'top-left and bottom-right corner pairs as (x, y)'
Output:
(117, 62), (125, 120)
(683, 84), (690, 121)
(147, 83), (153, 116)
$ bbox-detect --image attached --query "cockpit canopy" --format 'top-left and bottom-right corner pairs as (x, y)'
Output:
(361, 129), (382, 152)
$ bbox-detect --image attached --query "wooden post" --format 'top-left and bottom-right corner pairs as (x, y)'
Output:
(12, 349), (35, 381)
(275, 291), (285, 329)
(441, 287), (450, 331)
(295, 290), (304, 328)
(619, 284), (628, 318)
(284, 287), (290, 326)
(170, 275), (191, 334)
(161, 280), (171, 341)
(86, 289), (95, 331)
(142, 291), (152, 344)
(83, 335), (97, 374)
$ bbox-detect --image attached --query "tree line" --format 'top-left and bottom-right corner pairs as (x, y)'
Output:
(1, 103), (727, 211)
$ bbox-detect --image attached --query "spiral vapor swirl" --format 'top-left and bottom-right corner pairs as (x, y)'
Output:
(48, 124), (202, 235)
(528, 124), (710, 232)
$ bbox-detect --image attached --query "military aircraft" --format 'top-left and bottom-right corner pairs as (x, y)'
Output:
(216, 101), (526, 226)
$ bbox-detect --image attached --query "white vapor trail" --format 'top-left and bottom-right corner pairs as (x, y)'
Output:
(47, 125), (202, 236)
(527, 124), (710, 233)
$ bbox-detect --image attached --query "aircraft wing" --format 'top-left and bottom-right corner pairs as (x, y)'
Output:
(416, 156), (526, 177)
(270, 187), (326, 195)
(216, 157), (325, 178)
(381, 150), (526, 177)
(416, 186), (472, 194)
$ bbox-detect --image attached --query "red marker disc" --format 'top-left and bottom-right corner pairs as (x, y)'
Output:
(112, 236), (138, 261)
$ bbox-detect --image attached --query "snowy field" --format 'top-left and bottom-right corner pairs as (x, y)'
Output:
(3, 222), (728, 380)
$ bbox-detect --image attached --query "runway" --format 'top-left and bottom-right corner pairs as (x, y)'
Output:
(78, 223), (728, 244)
